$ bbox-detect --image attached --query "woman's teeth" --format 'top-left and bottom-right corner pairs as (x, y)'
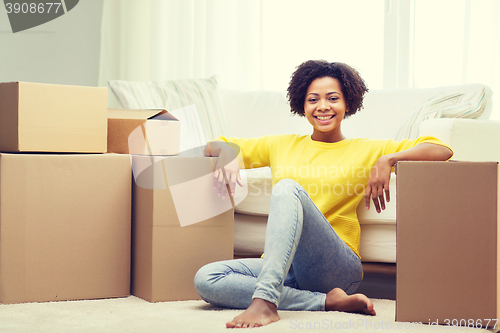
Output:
(316, 115), (333, 120)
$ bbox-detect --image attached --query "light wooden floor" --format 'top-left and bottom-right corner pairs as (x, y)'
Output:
(357, 262), (396, 300)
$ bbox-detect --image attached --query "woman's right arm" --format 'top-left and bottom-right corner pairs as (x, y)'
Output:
(205, 141), (243, 200)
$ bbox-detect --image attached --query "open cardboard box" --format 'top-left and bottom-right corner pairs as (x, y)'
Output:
(108, 108), (180, 156)
(396, 161), (499, 328)
(0, 82), (107, 153)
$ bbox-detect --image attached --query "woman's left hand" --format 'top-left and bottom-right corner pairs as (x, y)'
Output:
(365, 155), (393, 213)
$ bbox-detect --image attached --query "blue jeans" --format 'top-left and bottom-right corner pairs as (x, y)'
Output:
(194, 178), (362, 311)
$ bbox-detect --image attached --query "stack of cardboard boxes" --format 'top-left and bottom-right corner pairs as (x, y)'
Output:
(0, 82), (233, 304)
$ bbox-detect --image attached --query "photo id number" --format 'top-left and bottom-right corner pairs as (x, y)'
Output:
(442, 318), (498, 329)
(5, 2), (62, 14)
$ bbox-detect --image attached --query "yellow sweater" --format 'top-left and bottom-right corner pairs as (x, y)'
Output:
(217, 134), (452, 258)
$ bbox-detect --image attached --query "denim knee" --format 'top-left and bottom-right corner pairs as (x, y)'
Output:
(193, 262), (216, 300)
(272, 178), (301, 197)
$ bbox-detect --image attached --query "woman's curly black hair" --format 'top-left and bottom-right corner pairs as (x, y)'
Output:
(286, 60), (368, 118)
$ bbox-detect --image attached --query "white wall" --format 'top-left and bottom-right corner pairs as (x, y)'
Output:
(0, 0), (103, 87)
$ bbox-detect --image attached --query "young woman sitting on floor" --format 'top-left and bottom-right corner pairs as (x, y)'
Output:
(194, 60), (453, 328)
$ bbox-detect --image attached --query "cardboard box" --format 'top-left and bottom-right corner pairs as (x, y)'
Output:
(0, 153), (132, 304)
(396, 161), (499, 328)
(131, 155), (234, 302)
(0, 82), (107, 153)
(108, 109), (180, 156)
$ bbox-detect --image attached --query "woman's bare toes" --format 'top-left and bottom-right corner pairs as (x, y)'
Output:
(325, 288), (376, 316)
(226, 298), (280, 328)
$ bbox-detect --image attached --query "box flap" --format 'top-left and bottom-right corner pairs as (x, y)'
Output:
(108, 109), (178, 121)
(150, 111), (178, 121)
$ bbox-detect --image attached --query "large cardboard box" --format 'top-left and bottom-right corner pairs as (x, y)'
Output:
(107, 109), (180, 156)
(131, 155), (234, 302)
(0, 153), (132, 304)
(396, 161), (499, 328)
(0, 82), (107, 153)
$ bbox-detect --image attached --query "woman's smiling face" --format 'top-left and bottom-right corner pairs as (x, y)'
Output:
(304, 76), (348, 143)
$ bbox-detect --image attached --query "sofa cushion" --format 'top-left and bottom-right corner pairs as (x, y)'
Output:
(233, 212), (397, 262)
(234, 168), (272, 216)
(355, 175), (396, 225)
(359, 224), (396, 263)
(109, 77), (230, 148)
(419, 118), (500, 162)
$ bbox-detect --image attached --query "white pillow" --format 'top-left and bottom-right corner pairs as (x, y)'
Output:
(167, 104), (206, 152)
(395, 86), (487, 140)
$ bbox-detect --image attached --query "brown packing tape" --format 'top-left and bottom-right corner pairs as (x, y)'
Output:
(207, 142), (212, 157)
(140, 123), (154, 156)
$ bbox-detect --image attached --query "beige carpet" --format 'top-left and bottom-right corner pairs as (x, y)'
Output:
(0, 296), (497, 333)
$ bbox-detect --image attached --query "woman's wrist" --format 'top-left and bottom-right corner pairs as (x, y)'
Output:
(221, 145), (237, 159)
(378, 153), (398, 167)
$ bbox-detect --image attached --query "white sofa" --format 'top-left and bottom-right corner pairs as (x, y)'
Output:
(219, 84), (500, 262)
(108, 79), (499, 263)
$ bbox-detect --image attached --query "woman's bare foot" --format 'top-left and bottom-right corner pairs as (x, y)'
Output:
(325, 288), (376, 316)
(226, 298), (280, 328)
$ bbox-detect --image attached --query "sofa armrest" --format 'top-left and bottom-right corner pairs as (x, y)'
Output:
(419, 118), (500, 162)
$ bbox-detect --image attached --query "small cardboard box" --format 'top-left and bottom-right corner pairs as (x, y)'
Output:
(108, 109), (180, 156)
(0, 153), (132, 304)
(0, 82), (107, 153)
(396, 161), (499, 328)
(131, 155), (234, 302)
